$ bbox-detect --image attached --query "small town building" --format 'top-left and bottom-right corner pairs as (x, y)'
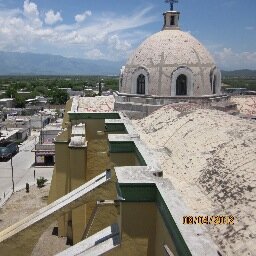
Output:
(25, 96), (48, 107)
(16, 90), (32, 99)
(0, 128), (19, 142)
(30, 115), (50, 129)
(59, 88), (83, 97)
(16, 128), (30, 143)
(0, 127), (29, 143)
(32, 123), (62, 166)
(0, 98), (15, 108)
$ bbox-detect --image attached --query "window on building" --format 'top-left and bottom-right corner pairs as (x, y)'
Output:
(176, 74), (187, 95)
(120, 77), (123, 87)
(137, 74), (145, 94)
(212, 75), (216, 94)
(171, 16), (175, 26)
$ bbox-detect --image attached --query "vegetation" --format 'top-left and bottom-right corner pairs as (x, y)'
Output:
(1, 72), (255, 102)
(50, 88), (69, 105)
(222, 78), (256, 91)
(103, 78), (119, 91)
(0, 76), (119, 106)
(37, 177), (48, 188)
(222, 70), (256, 91)
(221, 69), (256, 78)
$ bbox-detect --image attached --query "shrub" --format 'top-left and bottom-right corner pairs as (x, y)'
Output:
(37, 177), (48, 188)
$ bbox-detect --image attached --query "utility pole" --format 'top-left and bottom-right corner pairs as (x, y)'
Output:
(99, 79), (104, 96)
(40, 113), (43, 144)
(11, 156), (14, 192)
(29, 118), (31, 136)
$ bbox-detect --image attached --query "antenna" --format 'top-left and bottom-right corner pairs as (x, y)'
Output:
(165, 0), (179, 11)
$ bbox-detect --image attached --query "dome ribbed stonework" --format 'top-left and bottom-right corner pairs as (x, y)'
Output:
(127, 30), (214, 67)
(120, 11), (221, 97)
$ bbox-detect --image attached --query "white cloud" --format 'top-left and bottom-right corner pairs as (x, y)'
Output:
(0, 2), (156, 61)
(23, 0), (42, 28)
(85, 49), (104, 59)
(108, 35), (131, 51)
(45, 10), (63, 25)
(245, 26), (254, 31)
(23, 0), (39, 18)
(213, 48), (256, 70)
(75, 10), (92, 23)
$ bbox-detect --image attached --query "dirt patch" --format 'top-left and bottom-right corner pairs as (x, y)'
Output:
(0, 185), (50, 231)
(0, 184), (70, 255)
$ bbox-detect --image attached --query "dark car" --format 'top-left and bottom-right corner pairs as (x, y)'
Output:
(0, 141), (19, 160)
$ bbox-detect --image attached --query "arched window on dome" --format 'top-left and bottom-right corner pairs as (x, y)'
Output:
(210, 67), (220, 95)
(137, 74), (145, 94)
(176, 74), (187, 95)
(212, 75), (217, 94)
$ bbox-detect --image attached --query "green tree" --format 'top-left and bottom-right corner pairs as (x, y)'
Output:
(104, 78), (119, 91)
(34, 85), (48, 96)
(50, 89), (69, 104)
(15, 95), (26, 108)
(6, 86), (17, 98)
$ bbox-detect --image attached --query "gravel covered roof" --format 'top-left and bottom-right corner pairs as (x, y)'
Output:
(132, 103), (256, 255)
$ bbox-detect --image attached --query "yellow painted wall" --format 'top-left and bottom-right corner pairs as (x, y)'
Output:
(154, 210), (178, 256)
(69, 147), (87, 188)
(69, 146), (87, 244)
(47, 166), (57, 204)
(104, 203), (157, 256)
(51, 122), (113, 244)
(54, 141), (70, 237)
(105, 202), (177, 256)
(48, 101), (177, 253)
(86, 139), (113, 180)
(62, 99), (73, 129)
(85, 119), (106, 141)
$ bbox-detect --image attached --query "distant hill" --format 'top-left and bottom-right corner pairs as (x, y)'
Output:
(0, 51), (124, 76)
(222, 69), (256, 78)
(0, 51), (255, 78)
(221, 69), (256, 91)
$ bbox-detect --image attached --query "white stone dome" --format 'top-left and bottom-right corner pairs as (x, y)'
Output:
(119, 11), (221, 97)
(127, 30), (215, 66)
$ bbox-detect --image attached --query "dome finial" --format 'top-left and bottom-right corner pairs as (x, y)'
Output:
(162, 0), (180, 31)
(165, 0), (179, 11)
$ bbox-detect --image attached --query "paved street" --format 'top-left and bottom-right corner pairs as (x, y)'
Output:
(0, 132), (53, 205)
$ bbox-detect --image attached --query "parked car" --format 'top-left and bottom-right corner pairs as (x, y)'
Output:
(0, 141), (19, 160)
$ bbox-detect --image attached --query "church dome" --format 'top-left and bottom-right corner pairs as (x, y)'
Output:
(119, 10), (221, 97)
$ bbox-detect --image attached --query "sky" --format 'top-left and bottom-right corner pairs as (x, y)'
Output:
(0, 0), (255, 70)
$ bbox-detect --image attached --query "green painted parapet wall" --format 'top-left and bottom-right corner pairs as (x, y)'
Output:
(117, 183), (192, 256)
(105, 123), (127, 134)
(109, 141), (146, 166)
(68, 112), (121, 120)
(109, 141), (134, 153)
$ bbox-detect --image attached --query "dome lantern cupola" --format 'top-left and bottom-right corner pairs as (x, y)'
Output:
(162, 11), (180, 30)
(163, 0), (180, 30)
(162, 0), (180, 30)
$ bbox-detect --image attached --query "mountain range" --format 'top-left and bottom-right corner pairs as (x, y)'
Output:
(0, 51), (255, 77)
(0, 51), (124, 76)
(221, 69), (256, 78)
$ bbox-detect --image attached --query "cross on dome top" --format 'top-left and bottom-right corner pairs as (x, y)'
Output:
(162, 0), (180, 30)
(165, 0), (179, 11)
